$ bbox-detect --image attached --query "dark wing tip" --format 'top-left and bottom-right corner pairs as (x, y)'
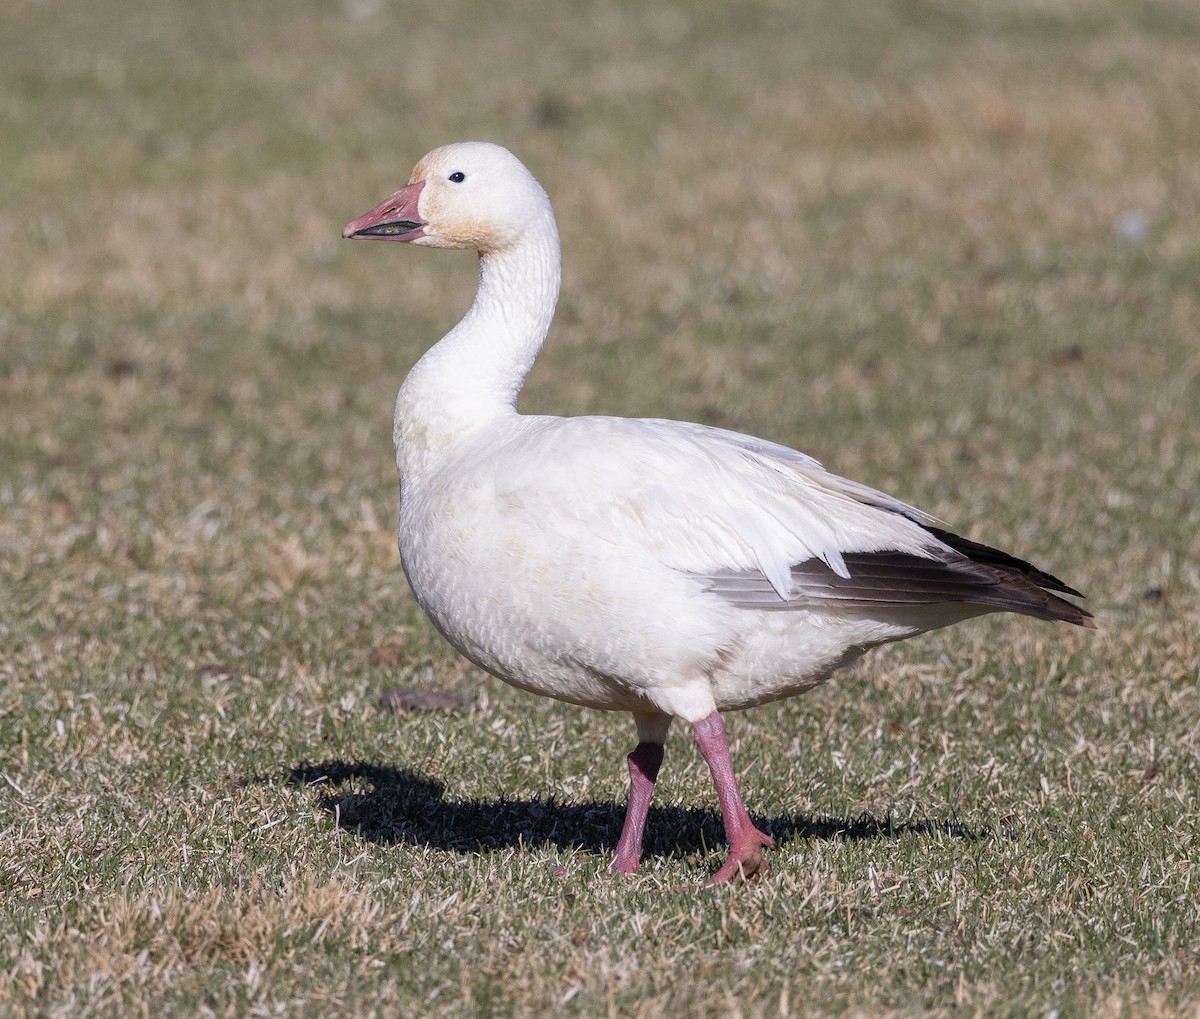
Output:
(924, 526), (1086, 596)
(922, 525), (1094, 626)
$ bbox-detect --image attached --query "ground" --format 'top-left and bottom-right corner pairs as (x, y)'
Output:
(1, 0), (1198, 1015)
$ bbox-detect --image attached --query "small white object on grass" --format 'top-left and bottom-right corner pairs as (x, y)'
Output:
(1116, 212), (1149, 242)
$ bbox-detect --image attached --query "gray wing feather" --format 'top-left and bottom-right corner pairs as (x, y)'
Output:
(700, 543), (1093, 627)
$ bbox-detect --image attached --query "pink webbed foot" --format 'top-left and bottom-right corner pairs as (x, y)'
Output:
(706, 823), (775, 886)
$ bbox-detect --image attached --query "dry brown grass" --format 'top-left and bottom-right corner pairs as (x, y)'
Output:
(2, 0), (1199, 1015)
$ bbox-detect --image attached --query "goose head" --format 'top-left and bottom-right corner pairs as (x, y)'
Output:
(342, 141), (552, 255)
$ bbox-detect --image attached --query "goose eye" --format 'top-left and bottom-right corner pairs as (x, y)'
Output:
(448, 171), (466, 183)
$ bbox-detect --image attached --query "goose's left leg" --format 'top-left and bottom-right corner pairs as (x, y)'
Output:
(609, 710), (672, 874)
(692, 710), (774, 885)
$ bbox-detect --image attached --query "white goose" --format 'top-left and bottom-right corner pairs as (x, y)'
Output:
(343, 142), (1093, 884)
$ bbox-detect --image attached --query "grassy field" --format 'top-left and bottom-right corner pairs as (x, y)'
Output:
(2, 0), (1199, 1014)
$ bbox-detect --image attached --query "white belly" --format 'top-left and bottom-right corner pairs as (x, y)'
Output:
(397, 474), (924, 722)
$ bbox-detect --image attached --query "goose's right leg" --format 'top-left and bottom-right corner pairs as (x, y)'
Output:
(609, 710), (672, 874)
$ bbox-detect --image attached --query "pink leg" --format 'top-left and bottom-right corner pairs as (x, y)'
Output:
(692, 711), (774, 885)
(610, 711), (672, 875)
(609, 740), (664, 874)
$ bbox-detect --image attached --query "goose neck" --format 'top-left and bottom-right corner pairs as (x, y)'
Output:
(396, 217), (561, 458)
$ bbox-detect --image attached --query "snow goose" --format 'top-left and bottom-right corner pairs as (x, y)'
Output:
(343, 142), (1094, 885)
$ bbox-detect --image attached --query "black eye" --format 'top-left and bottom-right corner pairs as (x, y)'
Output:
(448, 171), (466, 183)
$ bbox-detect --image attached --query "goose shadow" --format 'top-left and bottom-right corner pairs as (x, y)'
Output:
(284, 760), (987, 860)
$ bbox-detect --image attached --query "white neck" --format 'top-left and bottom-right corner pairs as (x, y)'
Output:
(394, 210), (561, 470)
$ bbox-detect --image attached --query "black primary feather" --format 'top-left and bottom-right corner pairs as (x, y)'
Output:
(703, 526), (1095, 629)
